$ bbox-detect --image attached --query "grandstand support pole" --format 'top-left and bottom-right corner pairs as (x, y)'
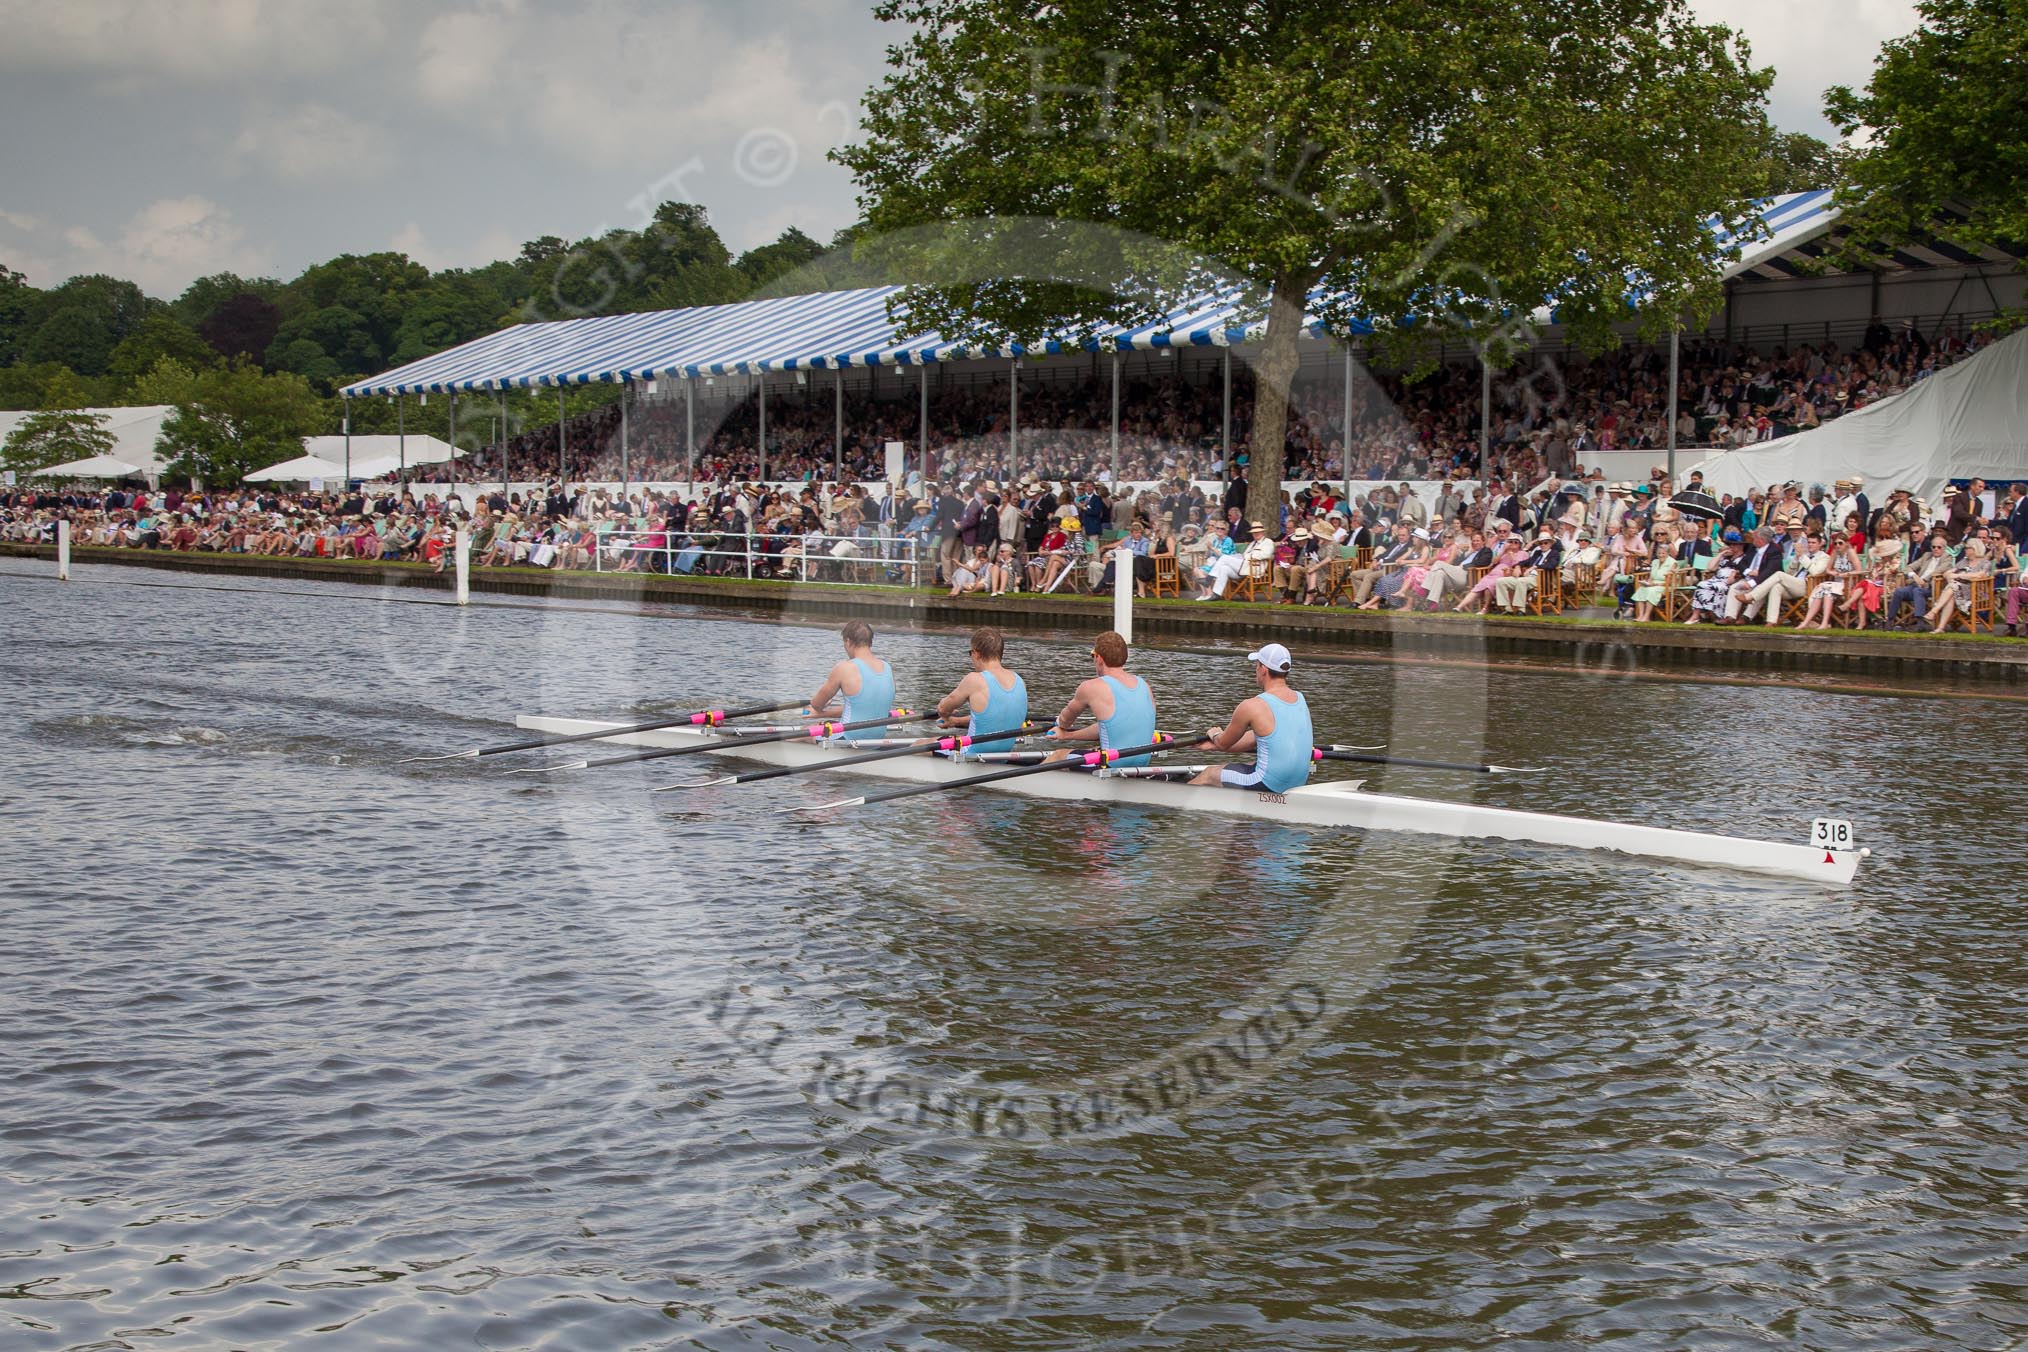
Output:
(758, 371), (768, 484)
(1110, 350), (1120, 488)
(620, 380), (630, 496)
(397, 394), (406, 481)
(835, 365), (845, 482)
(1008, 358), (1018, 486)
(918, 361), (928, 486)
(1221, 347), (1231, 478)
(343, 396), (352, 482)
(557, 388), (566, 482)
(685, 376), (695, 491)
(56, 519), (70, 582)
(1342, 342), (1353, 503)
(1478, 356), (1490, 468)
(497, 390), (508, 496)
(1666, 328), (1680, 484)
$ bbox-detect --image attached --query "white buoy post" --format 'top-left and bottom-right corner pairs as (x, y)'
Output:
(1113, 538), (1133, 642)
(56, 520), (71, 581)
(454, 529), (471, 606)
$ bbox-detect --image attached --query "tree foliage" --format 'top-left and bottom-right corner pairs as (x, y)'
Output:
(838, 0), (1775, 523)
(1827, 0), (2028, 253)
(198, 291), (284, 361)
(0, 202), (847, 421)
(2, 403), (116, 474)
(154, 361), (327, 485)
(1752, 131), (1843, 195)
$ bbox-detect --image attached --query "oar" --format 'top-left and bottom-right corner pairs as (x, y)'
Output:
(1158, 729), (1383, 752)
(507, 710), (930, 775)
(1314, 746), (1545, 775)
(650, 722), (1038, 792)
(402, 697), (810, 763)
(803, 734), (1210, 812)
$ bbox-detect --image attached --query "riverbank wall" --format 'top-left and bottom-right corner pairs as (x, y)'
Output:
(9, 543), (2026, 685)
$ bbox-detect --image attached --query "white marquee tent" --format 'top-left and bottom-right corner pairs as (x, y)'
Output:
(300, 434), (459, 471)
(1691, 326), (2028, 503)
(34, 453), (145, 478)
(244, 453), (353, 484)
(0, 404), (175, 480)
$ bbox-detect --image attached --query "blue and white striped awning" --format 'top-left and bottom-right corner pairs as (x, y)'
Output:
(1712, 189), (1841, 281)
(343, 192), (1842, 398)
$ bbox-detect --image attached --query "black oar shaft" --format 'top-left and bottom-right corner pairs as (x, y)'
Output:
(832, 734), (1205, 810)
(719, 723), (1033, 786)
(469, 697), (806, 757)
(1314, 749), (1510, 774)
(577, 710), (929, 771)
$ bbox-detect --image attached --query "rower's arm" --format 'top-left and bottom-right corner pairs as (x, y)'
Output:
(1204, 697), (1263, 754)
(935, 673), (979, 723)
(1052, 679), (1101, 743)
(808, 662), (849, 718)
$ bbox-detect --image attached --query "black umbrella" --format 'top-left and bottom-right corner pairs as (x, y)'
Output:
(1668, 489), (1725, 522)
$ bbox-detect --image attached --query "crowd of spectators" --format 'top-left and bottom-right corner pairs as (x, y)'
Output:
(444, 322), (2002, 493)
(6, 467), (2025, 638)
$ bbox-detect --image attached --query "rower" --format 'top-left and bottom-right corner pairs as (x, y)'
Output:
(808, 619), (896, 744)
(1045, 629), (1156, 766)
(936, 626), (1028, 759)
(1188, 643), (1314, 793)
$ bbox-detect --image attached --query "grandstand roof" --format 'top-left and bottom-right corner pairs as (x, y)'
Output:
(346, 191), (1973, 398)
(1720, 190), (2025, 285)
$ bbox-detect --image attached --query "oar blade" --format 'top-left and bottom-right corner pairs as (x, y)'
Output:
(796, 795), (867, 814)
(503, 759), (589, 775)
(398, 748), (481, 764)
(648, 775), (735, 793)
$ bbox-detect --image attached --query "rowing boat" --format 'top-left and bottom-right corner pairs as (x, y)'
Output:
(515, 716), (1867, 886)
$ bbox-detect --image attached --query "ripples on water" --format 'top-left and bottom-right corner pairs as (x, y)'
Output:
(1, 561), (2024, 1349)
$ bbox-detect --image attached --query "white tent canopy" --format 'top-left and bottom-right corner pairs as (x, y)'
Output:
(244, 453), (353, 484)
(301, 434), (459, 470)
(1691, 327), (2028, 504)
(0, 405), (175, 480)
(34, 453), (145, 478)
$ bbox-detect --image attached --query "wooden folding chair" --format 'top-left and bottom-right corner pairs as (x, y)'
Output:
(1780, 573), (1827, 625)
(1230, 555), (1273, 602)
(1151, 553), (1180, 598)
(1526, 567), (1565, 615)
(1661, 566), (1701, 622)
(1950, 575), (1996, 633)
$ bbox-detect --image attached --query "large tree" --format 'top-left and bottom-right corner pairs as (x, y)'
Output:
(1826, 0), (2028, 256)
(838, 0), (1774, 525)
(154, 361), (327, 485)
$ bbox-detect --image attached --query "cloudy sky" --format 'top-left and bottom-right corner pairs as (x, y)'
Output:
(0, 0), (1920, 298)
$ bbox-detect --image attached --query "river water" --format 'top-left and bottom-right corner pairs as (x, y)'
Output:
(2, 560), (2023, 1350)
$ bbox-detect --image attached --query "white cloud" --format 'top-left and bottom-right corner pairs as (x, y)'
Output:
(1688, 0), (1920, 135)
(391, 221), (520, 272)
(232, 103), (389, 181)
(0, 0), (391, 81)
(414, 2), (871, 174)
(3, 197), (272, 294)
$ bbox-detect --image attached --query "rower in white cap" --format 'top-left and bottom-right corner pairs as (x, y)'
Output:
(1189, 643), (1315, 793)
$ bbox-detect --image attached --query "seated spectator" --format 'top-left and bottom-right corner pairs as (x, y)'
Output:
(1926, 538), (1992, 632)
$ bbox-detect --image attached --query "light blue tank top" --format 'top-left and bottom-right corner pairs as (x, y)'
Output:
(1256, 689), (1314, 793)
(961, 670), (1028, 759)
(839, 656), (894, 743)
(1097, 673), (1157, 768)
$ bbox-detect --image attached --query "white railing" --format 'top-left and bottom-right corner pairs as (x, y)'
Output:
(590, 530), (929, 586)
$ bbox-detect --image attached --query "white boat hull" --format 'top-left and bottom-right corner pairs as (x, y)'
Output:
(515, 716), (1865, 887)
